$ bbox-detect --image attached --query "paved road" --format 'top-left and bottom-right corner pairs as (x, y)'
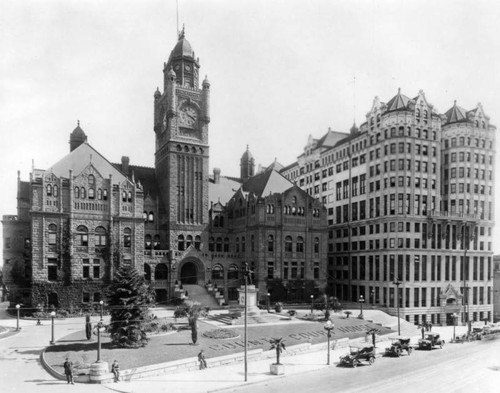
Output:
(219, 337), (500, 393)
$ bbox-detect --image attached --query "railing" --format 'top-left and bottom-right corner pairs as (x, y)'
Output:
(144, 250), (170, 257)
(426, 210), (479, 220)
(2, 215), (18, 221)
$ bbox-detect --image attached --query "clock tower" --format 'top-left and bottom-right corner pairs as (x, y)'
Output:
(154, 28), (210, 244)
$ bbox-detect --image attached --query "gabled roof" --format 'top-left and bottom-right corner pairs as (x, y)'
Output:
(386, 88), (412, 113)
(241, 168), (293, 198)
(443, 101), (469, 125)
(209, 176), (241, 205)
(47, 142), (128, 182)
(125, 165), (158, 199)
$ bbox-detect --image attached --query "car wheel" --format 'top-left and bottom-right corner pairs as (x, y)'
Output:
(352, 360), (359, 368)
(368, 357), (375, 365)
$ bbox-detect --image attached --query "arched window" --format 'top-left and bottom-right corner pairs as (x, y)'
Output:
(76, 225), (88, 247)
(88, 188), (95, 199)
(235, 237), (240, 253)
(46, 184), (52, 196)
(215, 237), (222, 252)
(475, 120), (479, 127)
(241, 236), (246, 252)
(186, 235), (193, 248)
(208, 237), (215, 252)
(97, 189), (102, 200)
(223, 237), (229, 252)
(103, 189), (108, 200)
(81, 187), (86, 199)
(296, 236), (304, 253)
(214, 216), (219, 227)
(285, 236), (293, 252)
(144, 263), (151, 281)
(122, 191), (127, 202)
(153, 235), (161, 250)
(88, 174), (95, 185)
(268, 235), (274, 252)
(155, 263), (168, 280)
(482, 121), (486, 129)
(423, 110), (428, 119)
(75, 187), (80, 199)
(53, 185), (59, 197)
(48, 224), (57, 247)
(228, 264), (239, 280)
(123, 227), (131, 248)
(95, 226), (106, 247)
(314, 237), (320, 253)
(128, 191), (133, 202)
(178, 234), (185, 251)
(143, 211), (148, 222)
(212, 264), (224, 280)
(416, 108), (421, 117)
(145, 234), (152, 249)
(148, 211), (154, 222)
(194, 235), (201, 250)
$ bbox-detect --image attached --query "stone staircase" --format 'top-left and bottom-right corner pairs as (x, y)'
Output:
(176, 284), (221, 309)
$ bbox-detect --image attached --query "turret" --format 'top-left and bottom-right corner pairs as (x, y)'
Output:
(201, 75), (210, 123)
(240, 145), (255, 182)
(69, 121), (87, 152)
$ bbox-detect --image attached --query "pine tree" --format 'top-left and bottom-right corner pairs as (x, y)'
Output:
(106, 266), (155, 348)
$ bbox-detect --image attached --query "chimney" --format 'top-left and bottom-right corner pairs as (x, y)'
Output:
(121, 156), (130, 175)
(213, 168), (221, 184)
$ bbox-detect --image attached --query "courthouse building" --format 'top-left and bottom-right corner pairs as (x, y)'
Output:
(281, 90), (496, 325)
(2, 30), (327, 309)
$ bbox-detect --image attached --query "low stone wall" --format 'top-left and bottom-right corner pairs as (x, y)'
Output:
(41, 333), (395, 384)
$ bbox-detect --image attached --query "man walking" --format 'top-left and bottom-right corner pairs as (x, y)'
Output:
(63, 357), (74, 384)
(198, 350), (207, 370)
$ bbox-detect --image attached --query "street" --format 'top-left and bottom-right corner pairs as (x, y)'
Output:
(220, 337), (500, 393)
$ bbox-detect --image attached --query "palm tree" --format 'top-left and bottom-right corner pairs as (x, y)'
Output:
(269, 337), (286, 365)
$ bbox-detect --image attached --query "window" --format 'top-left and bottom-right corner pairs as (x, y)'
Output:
(285, 236), (293, 252)
(88, 188), (95, 199)
(296, 236), (304, 253)
(76, 225), (88, 246)
(268, 235), (274, 252)
(212, 264), (224, 280)
(195, 236), (201, 250)
(178, 234), (185, 251)
(83, 259), (90, 278)
(228, 264), (239, 280)
(95, 226), (106, 247)
(48, 224), (57, 250)
(93, 259), (100, 279)
(48, 258), (58, 281)
(145, 234), (152, 250)
(46, 184), (52, 196)
(314, 237), (319, 253)
(123, 228), (131, 248)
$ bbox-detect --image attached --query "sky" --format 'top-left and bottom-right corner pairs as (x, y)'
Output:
(1, 0), (500, 262)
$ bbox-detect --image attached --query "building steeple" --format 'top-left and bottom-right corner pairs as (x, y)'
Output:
(69, 120), (87, 152)
(240, 145), (255, 182)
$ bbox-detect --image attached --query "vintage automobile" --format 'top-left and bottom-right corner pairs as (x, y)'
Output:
(418, 332), (444, 350)
(339, 346), (376, 367)
(384, 337), (412, 357)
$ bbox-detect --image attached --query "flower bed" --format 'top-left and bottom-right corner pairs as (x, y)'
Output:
(202, 328), (239, 339)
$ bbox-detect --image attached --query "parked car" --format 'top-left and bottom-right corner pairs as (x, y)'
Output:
(418, 332), (444, 350)
(339, 346), (375, 367)
(384, 337), (412, 357)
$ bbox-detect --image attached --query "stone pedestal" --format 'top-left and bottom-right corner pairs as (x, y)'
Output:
(89, 361), (109, 384)
(238, 285), (260, 316)
(270, 363), (285, 375)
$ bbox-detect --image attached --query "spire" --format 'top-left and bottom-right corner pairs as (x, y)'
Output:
(178, 24), (185, 40)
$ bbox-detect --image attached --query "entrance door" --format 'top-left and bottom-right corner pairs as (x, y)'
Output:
(180, 262), (197, 284)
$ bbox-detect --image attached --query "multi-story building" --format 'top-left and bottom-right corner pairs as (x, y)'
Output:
(282, 89), (496, 325)
(493, 255), (500, 322)
(2, 30), (327, 309)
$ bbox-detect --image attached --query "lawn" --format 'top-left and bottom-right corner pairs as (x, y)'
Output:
(44, 313), (392, 376)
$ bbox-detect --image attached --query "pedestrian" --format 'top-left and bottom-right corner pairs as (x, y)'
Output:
(111, 360), (120, 382)
(36, 319), (42, 326)
(198, 350), (207, 370)
(63, 357), (74, 384)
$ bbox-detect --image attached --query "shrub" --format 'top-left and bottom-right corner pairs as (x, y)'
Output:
(203, 328), (239, 339)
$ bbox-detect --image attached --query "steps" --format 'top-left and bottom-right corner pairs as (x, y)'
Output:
(180, 284), (221, 309)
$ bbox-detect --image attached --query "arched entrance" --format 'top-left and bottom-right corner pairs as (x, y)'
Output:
(180, 262), (198, 284)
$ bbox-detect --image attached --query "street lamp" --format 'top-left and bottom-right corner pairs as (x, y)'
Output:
(393, 280), (402, 336)
(99, 300), (104, 321)
(50, 311), (56, 344)
(96, 320), (104, 362)
(267, 293), (270, 313)
(324, 320), (334, 365)
(15, 304), (20, 331)
(310, 294), (314, 315)
(243, 263), (253, 382)
(452, 313), (458, 342)
(358, 295), (365, 319)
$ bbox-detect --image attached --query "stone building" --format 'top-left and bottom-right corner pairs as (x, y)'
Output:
(2, 30), (328, 309)
(281, 90), (496, 325)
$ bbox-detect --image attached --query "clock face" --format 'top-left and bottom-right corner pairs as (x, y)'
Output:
(179, 106), (198, 127)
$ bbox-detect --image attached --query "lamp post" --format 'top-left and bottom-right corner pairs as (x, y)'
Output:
(358, 295), (365, 319)
(15, 304), (20, 331)
(267, 293), (270, 313)
(324, 320), (334, 365)
(99, 300), (104, 321)
(243, 263), (253, 382)
(452, 313), (458, 342)
(393, 280), (402, 336)
(50, 311), (56, 344)
(310, 294), (314, 315)
(96, 320), (104, 362)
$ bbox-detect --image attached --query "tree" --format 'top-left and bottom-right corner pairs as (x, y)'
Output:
(106, 266), (155, 348)
(269, 337), (286, 365)
(174, 301), (208, 344)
